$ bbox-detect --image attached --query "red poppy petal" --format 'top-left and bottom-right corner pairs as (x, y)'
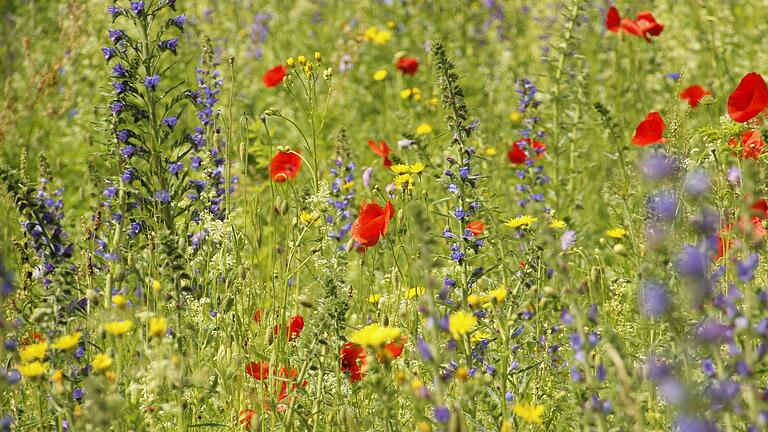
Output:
(605, 6), (621, 33)
(728, 72), (768, 123)
(631, 112), (667, 146)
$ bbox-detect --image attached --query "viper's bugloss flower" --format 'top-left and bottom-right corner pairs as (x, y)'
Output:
(144, 75), (160, 91)
(159, 38), (179, 54)
(102, 47), (117, 62)
(640, 281), (669, 317)
(130, 1), (145, 15)
(269, 150), (302, 182)
(640, 152), (677, 181)
(169, 15), (186, 28)
(351, 200), (394, 247)
(727, 72), (768, 123)
(263, 65), (286, 87)
(631, 112), (666, 146)
(679, 85), (710, 108)
(161, 116), (178, 129)
(396, 57), (419, 75)
(112, 63), (127, 77)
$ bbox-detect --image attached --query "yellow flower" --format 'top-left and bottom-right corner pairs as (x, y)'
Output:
(299, 211), (314, 225)
(297, 55), (307, 66)
(343, 181), (355, 190)
(350, 323), (401, 347)
(363, 26), (379, 41)
(151, 279), (161, 293)
(394, 174), (414, 190)
(405, 286), (425, 299)
(373, 30), (392, 45)
(400, 88), (413, 99)
(467, 293), (484, 307)
(390, 164), (410, 174)
(373, 69), (388, 81)
(19, 342), (48, 362)
(286, 57), (295, 68)
(148, 317), (168, 338)
(471, 332), (490, 343)
(93, 353), (113, 371)
(448, 310), (477, 339)
(504, 215), (538, 229)
(500, 420), (513, 432)
(416, 123), (433, 135)
(51, 369), (64, 386)
(487, 286), (507, 304)
(19, 361), (48, 378)
(513, 402), (545, 425)
(386, 20), (396, 29)
(112, 294), (128, 308)
(368, 294), (382, 304)
(314, 51), (322, 62)
(429, 97), (439, 107)
(484, 147), (498, 157)
(549, 219), (566, 229)
(104, 320), (134, 336)
(606, 228), (627, 239)
(508, 111), (522, 125)
(52, 332), (81, 351)
(409, 162), (425, 174)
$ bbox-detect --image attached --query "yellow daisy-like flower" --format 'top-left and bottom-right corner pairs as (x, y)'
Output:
(386, 20), (396, 29)
(368, 294), (382, 304)
(390, 164), (410, 174)
(484, 147), (498, 157)
(52, 332), (81, 351)
(409, 162), (425, 174)
(373, 69), (388, 81)
(504, 215), (538, 229)
(112, 294), (128, 308)
(363, 27), (379, 41)
(19, 361), (48, 378)
(394, 174), (414, 190)
(508, 111), (523, 125)
(151, 279), (161, 293)
(429, 97), (439, 107)
(606, 228), (627, 239)
(400, 88), (413, 99)
(448, 310), (477, 339)
(92, 353), (113, 371)
(51, 369), (64, 386)
(416, 123), (433, 135)
(148, 317), (168, 338)
(19, 342), (48, 362)
(373, 30), (392, 45)
(342, 181), (355, 190)
(471, 331), (491, 343)
(487, 286), (507, 304)
(104, 320), (134, 336)
(299, 211), (314, 226)
(405, 286), (425, 299)
(549, 219), (567, 229)
(349, 323), (401, 348)
(513, 402), (545, 425)
(467, 293), (484, 307)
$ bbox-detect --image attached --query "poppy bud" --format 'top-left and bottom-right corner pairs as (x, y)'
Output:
(344, 238), (354, 252)
(314, 51), (321, 62)
(286, 57), (294, 67)
(543, 286), (558, 297)
(297, 55), (307, 65)
(267, 331), (274, 345)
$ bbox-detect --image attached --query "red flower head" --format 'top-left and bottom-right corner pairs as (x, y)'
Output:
(263, 65), (286, 88)
(270, 150), (302, 182)
(618, 10), (663, 42)
(351, 201), (395, 247)
(727, 72), (768, 123)
(340, 342), (367, 382)
(273, 315), (304, 342)
(396, 57), (419, 75)
(466, 220), (484, 236)
(275, 367), (307, 402)
(252, 308), (262, 324)
(507, 138), (546, 164)
(377, 336), (407, 363)
(605, 6), (621, 33)
(631, 112), (666, 146)
(679, 85), (711, 108)
(368, 139), (393, 167)
(728, 130), (765, 160)
(240, 409), (256, 430)
(245, 361), (269, 380)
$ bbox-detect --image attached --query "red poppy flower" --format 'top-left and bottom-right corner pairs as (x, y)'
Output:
(273, 315), (304, 342)
(240, 409), (256, 430)
(340, 342), (367, 382)
(679, 85), (710, 108)
(466, 220), (484, 236)
(605, 6), (621, 33)
(275, 367), (307, 402)
(252, 308), (262, 324)
(263, 65), (286, 88)
(507, 139), (546, 164)
(396, 57), (419, 75)
(269, 150), (302, 182)
(618, 10), (663, 42)
(351, 201), (395, 247)
(377, 336), (407, 363)
(728, 130), (765, 160)
(368, 139), (393, 167)
(245, 361), (269, 380)
(727, 72), (768, 123)
(631, 112), (666, 146)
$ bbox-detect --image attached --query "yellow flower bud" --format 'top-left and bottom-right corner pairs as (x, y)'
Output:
(286, 57), (295, 68)
(297, 55), (307, 66)
(314, 51), (321, 62)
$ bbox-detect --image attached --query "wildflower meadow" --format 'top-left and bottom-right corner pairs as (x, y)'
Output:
(3, 1), (768, 430)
